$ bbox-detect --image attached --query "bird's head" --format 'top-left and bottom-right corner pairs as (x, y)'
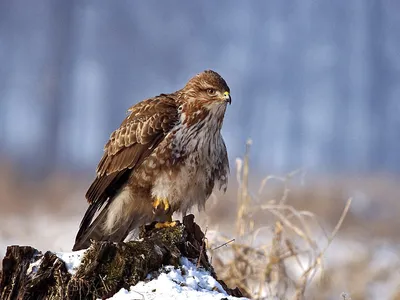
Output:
(181, 70), (231, 107)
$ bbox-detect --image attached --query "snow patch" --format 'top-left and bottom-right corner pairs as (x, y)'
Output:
(26, 255), (43, 275)
(50, 249), (245, 299)
(55, 249), (87, 275)
(106, 257), (248, 300)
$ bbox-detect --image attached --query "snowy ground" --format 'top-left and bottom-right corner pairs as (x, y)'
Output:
(2, 198), (400, 299)
(3, 216), (400, 299)
(55, 249), (86, 275)
(52, 250), (248, 300)
(107, 257), (248, 300)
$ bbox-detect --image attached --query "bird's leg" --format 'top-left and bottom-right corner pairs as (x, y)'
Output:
(152, 197), (177, 228)
(152, 197), (170, 213)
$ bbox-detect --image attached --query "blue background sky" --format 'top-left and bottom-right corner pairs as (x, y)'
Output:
(1, 0), (399, 176)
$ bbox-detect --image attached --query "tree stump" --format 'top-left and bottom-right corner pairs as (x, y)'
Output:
(0, 214), (242, 299)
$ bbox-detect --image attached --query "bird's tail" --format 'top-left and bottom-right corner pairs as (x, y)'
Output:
(72, 202), (133, 251)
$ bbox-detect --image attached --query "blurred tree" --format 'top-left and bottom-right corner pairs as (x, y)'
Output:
(331, 1), (351, 171)
(41, 0), (75, 175)
(367, 0), (387, 171)
(0, 0), (399, 175)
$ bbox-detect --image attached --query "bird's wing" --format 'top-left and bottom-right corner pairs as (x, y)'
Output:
(87, 95), (178, 203)
(80, 95), (178, 229)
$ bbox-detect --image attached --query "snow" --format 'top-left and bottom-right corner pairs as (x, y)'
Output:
(50, 249), (246, 300)
(106, 257), (248, 300)
(26, 249), (86, 276)
(55, 249), (87, 275)
(26, 255), (43, 275)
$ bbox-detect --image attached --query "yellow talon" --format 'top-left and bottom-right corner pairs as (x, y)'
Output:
(155, 221), (177, 229)
(152, 197), (170, 212)
(152, 198), (161, 209)
(163, 199), (170, 211)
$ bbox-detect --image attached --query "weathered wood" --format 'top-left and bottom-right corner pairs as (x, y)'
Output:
(0, 214), (242, 299)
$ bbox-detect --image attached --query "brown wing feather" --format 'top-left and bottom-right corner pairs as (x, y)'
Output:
(86, 95), (178, 205)
(75, 95), (178, 248)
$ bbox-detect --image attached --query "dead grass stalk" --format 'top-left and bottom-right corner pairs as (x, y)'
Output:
(209, 140), (351, 299)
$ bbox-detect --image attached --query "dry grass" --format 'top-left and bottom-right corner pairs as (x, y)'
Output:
(208, 140), (352, 299)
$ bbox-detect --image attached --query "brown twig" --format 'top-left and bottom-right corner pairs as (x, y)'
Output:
(197, 227), (208, 268)
(212, 238), (235, 251)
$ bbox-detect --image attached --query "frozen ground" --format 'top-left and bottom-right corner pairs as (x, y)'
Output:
(2, 214), (400, 299)
(55, 249), (86, 275)
(106, 257), (247, 300)
(0, 213), (80, 258)
(2, 182), (400, 299)
(12, 222), (247, 299)
(42, 248), (248, 300)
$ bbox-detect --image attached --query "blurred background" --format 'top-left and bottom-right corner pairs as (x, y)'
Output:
(1, 1), (400, 299)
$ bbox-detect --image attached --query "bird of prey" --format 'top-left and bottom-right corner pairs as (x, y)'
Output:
(72, 70), (231, 251)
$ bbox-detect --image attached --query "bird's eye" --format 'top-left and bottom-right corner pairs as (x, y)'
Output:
(207, 89), (217, 96)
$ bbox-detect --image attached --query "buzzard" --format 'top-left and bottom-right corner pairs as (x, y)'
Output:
(72, 70), (231, 251)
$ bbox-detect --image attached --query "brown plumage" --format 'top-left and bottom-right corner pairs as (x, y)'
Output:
(73, 70), (231, 251)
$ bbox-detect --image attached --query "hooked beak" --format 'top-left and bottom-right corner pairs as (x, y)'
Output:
(223, 91), (231, 105)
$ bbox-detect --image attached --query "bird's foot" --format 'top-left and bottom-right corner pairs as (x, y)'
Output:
(152, 198), (176, 228)
(152, 197), (171, 214)
(154, 221), (177, 229)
